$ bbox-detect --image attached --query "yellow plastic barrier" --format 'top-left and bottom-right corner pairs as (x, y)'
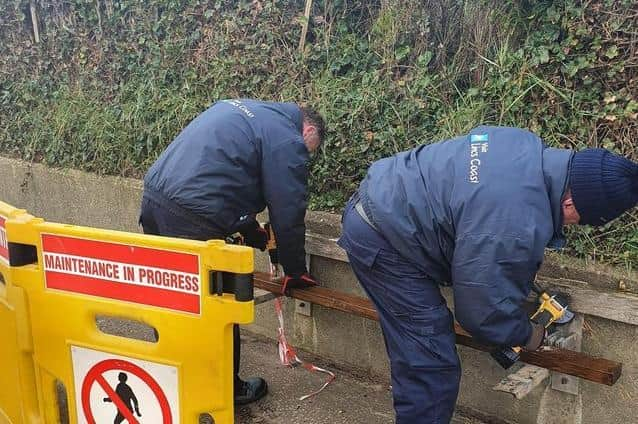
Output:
(5, 211), (254, 424)
(0, 202), (41, 424)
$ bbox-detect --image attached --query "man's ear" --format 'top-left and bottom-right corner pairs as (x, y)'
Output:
(562, 189), (575, 207)
(302, 124), (316, 138)
(562, 195), (575, 208)
(562, 196), (578, 214)
(562, 192), (581, 225)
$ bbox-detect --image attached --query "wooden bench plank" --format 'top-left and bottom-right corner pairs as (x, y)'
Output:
(254, 272), (622, 386)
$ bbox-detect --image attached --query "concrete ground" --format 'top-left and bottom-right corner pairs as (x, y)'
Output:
(236, 332), (487, 424)
(55, 331), (491, 424)
(60, 318), (491, 424)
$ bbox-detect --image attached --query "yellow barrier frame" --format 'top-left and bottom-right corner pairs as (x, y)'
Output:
(4, 208), (254, 423)
(0, 202), (41, 423)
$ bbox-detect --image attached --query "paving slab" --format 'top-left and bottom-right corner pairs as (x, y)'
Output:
(236, 332), (488, 424)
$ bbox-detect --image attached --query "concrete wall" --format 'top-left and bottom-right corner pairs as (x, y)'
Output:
(2, 156), (637, 424)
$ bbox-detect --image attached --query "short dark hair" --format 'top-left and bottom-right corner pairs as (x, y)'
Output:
(301, 106), (326, 143)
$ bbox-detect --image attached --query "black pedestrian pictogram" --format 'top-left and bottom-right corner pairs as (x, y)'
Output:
(103, 372), (142, 423)
(81, 358), (172, 424)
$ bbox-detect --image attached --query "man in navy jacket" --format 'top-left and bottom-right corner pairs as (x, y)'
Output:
(140, 99), (326, 405)
(338, 126), (638, 423)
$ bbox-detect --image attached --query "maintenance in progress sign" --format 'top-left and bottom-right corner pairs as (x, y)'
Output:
(41, 234), (201, 314)
(72, 346), (179, 424)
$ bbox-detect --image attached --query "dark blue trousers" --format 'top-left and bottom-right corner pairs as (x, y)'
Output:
(339, 198), (461, 423)
(139, 192), (243, 392)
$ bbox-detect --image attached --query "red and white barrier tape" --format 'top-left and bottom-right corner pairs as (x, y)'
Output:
(274, 297), (336, 401)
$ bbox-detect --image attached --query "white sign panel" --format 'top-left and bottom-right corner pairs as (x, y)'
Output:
(71, 346), (180, 424)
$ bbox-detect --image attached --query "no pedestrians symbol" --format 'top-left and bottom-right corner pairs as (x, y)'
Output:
(72, 347), (180, 424)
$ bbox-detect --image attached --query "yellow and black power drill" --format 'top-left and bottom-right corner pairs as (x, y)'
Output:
(227, 218), (279, 276)
(491, 285), (573, 369)
(263, 222), (280, 277)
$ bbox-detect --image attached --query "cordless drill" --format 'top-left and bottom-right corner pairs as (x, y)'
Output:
(263, 222), (280, 277)
(227, 218), (280, 275)
(491, 288), (573, 369)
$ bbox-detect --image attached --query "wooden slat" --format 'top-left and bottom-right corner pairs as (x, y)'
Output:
(254, 272), (378, 320)
(30, 2), (40, 43)
(298, 0), (313, 53)
(254, 272), (622, 386)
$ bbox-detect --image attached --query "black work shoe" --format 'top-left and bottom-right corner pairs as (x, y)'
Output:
(234, 377), (268, 405)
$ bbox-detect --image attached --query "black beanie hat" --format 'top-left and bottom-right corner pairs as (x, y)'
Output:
(569, 148), (638, 226)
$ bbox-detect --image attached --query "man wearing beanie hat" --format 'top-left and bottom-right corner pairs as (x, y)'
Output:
(338, 126), (638, 424)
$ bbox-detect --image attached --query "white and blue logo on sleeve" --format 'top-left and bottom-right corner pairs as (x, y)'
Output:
(469, 134), (489, 184)
(470, 134), (489, 143)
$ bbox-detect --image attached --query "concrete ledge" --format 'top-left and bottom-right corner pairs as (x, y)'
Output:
(303, 230), (638, 326)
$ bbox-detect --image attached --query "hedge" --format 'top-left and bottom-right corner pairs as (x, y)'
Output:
(1, 0), (636, 266)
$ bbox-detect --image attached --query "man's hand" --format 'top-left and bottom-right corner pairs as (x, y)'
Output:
(237, 218), (268, 251)
(281, 273), (318, 296)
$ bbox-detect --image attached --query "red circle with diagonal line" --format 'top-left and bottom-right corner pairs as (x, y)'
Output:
(81, 359), (172, 424)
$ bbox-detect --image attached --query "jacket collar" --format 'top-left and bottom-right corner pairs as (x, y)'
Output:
(276, 102), (303, 134)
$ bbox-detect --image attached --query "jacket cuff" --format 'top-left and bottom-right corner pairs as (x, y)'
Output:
(283, 264), (307, 278)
